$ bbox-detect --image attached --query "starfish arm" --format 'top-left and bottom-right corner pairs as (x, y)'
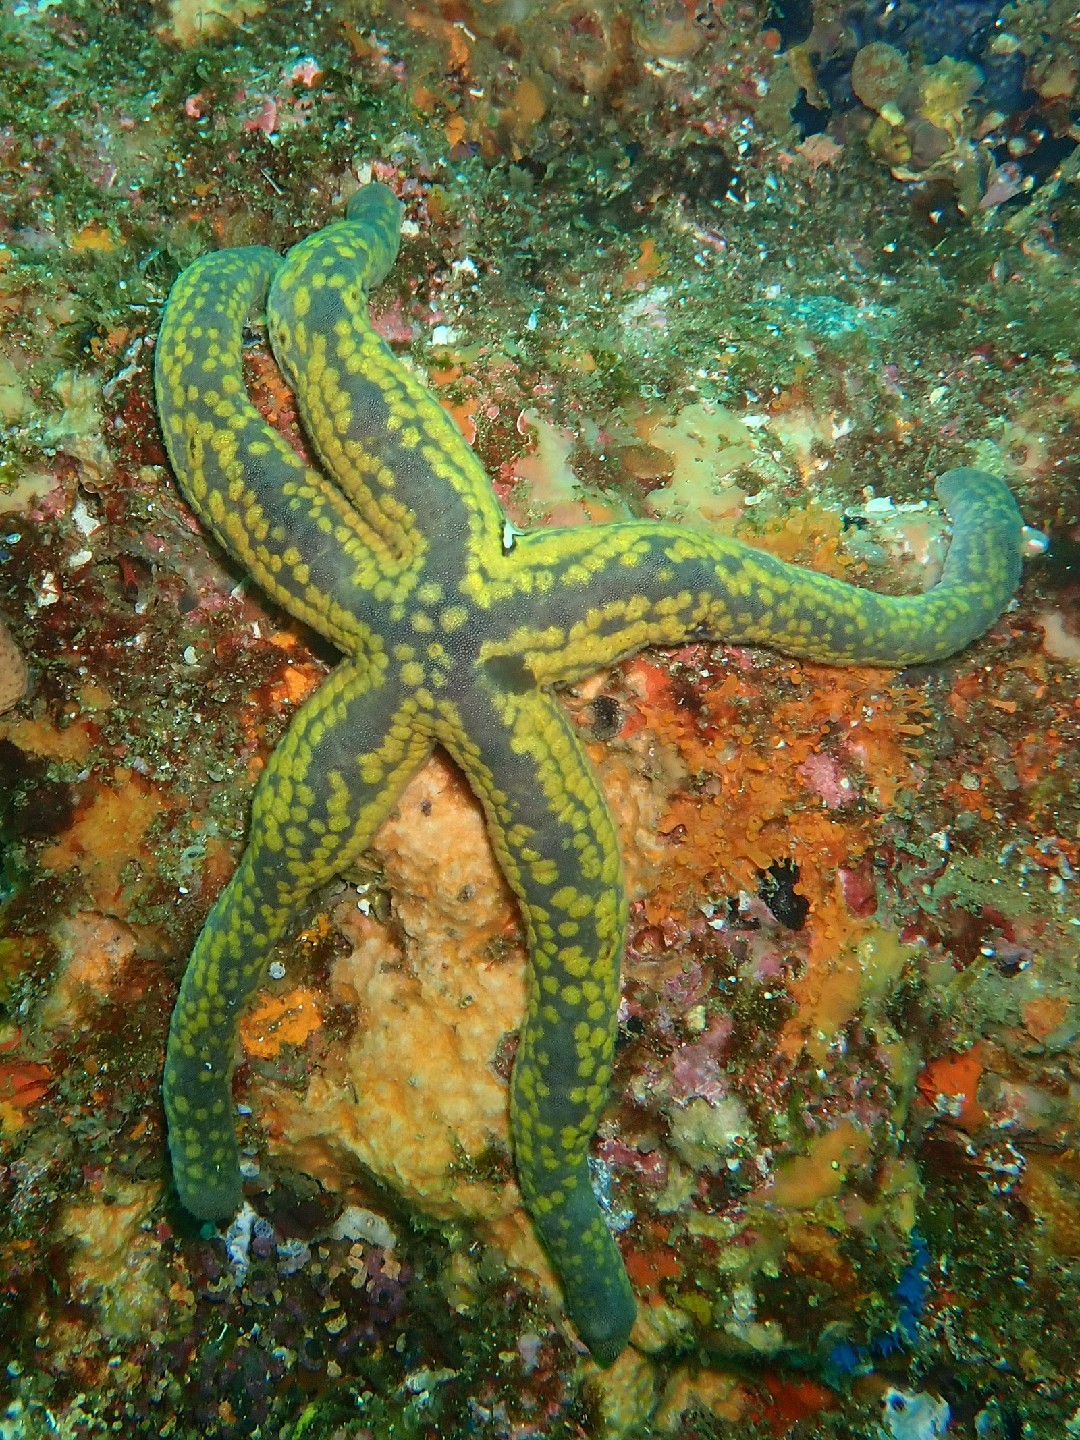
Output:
(155, 244), (398, 649)
(268, 184), (506, 586)
(435, 685), (636, 1366)
(164, 661), (432, 1222)
(483, 469), (1025, 685)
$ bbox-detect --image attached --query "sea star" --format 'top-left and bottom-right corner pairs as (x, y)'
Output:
(154, 181), (1026, 1365)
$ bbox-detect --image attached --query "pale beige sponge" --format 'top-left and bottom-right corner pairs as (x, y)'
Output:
(0, 615), (27, 714)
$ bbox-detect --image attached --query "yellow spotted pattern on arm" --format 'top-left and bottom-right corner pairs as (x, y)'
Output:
(156, 181), (1030, 1368)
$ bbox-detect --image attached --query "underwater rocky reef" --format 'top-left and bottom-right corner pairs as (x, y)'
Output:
(1, 0), (1078, 1436)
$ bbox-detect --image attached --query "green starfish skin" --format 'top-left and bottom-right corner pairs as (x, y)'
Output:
(155, 181), (1026, 1366)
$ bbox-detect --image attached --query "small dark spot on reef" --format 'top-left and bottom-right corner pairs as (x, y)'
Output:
(0, 741), (75, 839)
(590, 694), (622, 741)
(10, 779), (75, 840)
(582, 139), (741, 230)
(263, 1187), (338, 1239)
(762, 0), (814, 50)
(790, 90), (830, 138)
(995, 114), (1079, 196)
(910, 178), (965, 235)
(297, 1332), (325, 1371)
(491, 1029), (519, 1082)
(758, 859), (810, 930)
(1038, 530), (1080, 587)
(510, 154), (550, 187)
(994, 946), (1032, 977)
